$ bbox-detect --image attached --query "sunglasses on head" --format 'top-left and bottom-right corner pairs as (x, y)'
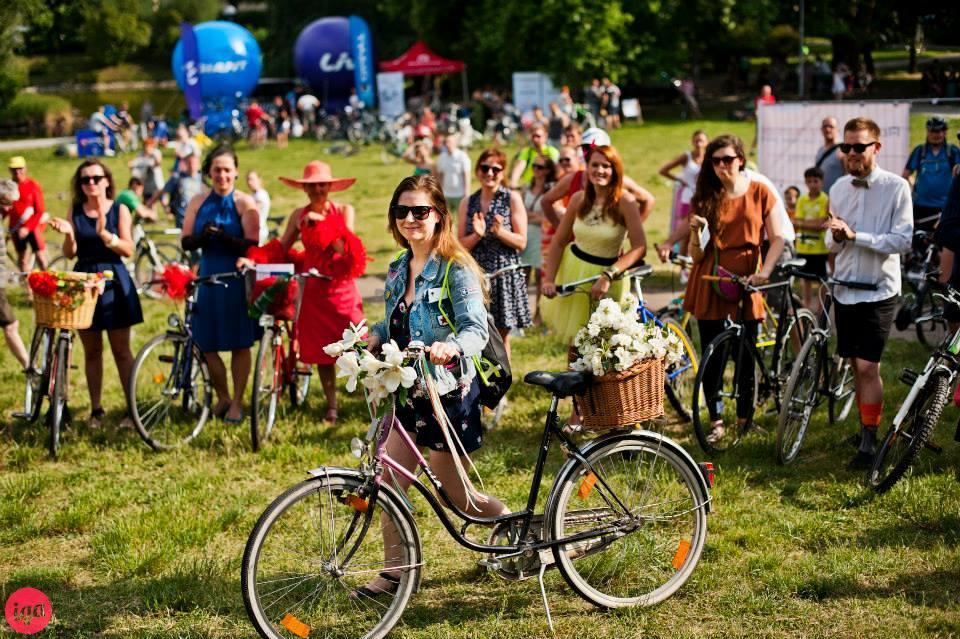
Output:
(710, 155), (739, 167)
(390, 204), (434, 220)
(839, 141), (877, 154)
(479, 164), (503, 175)
(80, 175), (106, 185)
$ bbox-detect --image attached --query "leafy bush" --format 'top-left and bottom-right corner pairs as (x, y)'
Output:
(81, 1), (151, 66)
(0, 93), (73, 136)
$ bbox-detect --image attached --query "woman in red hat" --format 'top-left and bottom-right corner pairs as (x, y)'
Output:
(278, 161), (367, 424)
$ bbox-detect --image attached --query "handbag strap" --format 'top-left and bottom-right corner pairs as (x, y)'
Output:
(438, 258), (500, 385)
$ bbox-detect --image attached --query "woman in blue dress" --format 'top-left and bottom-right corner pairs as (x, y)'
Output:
(180, 145), (260, 424)
(48, 159), (143, 429)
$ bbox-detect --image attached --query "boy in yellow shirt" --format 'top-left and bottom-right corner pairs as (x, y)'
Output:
(792, 167), (830, 310)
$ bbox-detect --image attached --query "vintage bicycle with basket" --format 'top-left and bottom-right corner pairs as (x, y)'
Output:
(775, 274), (878, 464)
(16, 270), (111, 458)
(248, 267), (330, 451)
(242, 331), (713, 639)
(127, 268), (241, 450)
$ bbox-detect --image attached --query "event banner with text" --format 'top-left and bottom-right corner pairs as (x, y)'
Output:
(757, 101), (911, 194)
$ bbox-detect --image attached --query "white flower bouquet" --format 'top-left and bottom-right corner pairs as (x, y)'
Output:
(323, 319), (418, 412)
(570, 295), (685, 377)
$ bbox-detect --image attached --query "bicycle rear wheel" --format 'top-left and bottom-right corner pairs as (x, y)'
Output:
(827, 356), (856, 424)
(129, 333), (211, 450)
(869, 373), (948, 493)
(251, 329), (282, 452)
(547, 436), (708, 608)
(47, 337), (69, 459)
(242, 474), (421, 639)
(289, 365), (311, 408)
(776, 334), (824, 465)
(663, 319), (699, 422)
(692, 330), (758, 455)
(915, 287), (949, 349)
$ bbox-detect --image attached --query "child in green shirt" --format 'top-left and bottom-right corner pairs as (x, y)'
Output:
(792, 167), (830, 310)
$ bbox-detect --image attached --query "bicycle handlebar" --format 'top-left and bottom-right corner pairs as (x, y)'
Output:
(791, 270), (879, 291)
(556, 264), (652, 296)
(485, 263), (529, 281)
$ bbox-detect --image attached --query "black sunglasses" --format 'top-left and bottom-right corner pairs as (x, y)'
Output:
(478, 164), (503, 175)
(839, 141), (877, 154)
(558, 157), (573, 164)
(391, 204), (434, 220)
(710, 155), (739, 167)
(532, 164), (548, 170)
(80, 175), (106, 185)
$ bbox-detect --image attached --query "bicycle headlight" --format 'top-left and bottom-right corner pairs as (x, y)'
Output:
(350, 437), (365, 459)
(167, 313), (180, 329)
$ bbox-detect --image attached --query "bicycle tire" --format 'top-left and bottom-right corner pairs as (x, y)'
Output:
(242, 473), (421, 639)
(869, 373), (948, 493)
(47, 336), (69, 459)
(692, 329), (758, 455)
(915, 286), (949, 350)
(23, 327), (52, 423)
(47, 253), (73, 272)
(663, 319), (699, 422)
(129, 333), (211, 450)
(251, 329), (281, 452)
(827, 356), (856, 424)
(774, 308), (817, 382)
(776, 333), (824, 465)
(547, 436), (707, 608)
(289, 365), (311, 408)
(135, 241), (185, 299)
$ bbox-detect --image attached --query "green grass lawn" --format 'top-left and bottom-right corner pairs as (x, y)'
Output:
(1, 120), (959, 638)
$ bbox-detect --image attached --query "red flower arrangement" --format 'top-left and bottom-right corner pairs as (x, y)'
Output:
(28, 270), (107, 310)
(27, 271), (58, 297)
(160, 262), (196, 300)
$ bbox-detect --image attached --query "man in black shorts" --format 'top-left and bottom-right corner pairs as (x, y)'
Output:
(0, 179), (32, 372)
(824, 117), (913, 469)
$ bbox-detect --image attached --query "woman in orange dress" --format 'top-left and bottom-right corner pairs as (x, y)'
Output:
(278, 161), (367, 424)
(683, 134), (784, 446)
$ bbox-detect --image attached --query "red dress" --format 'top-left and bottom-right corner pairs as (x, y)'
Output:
(297, 203), (366, 365)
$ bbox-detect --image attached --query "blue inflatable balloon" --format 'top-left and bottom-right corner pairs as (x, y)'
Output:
(294, 17), (355, 111)
(172, 21), (262, 100)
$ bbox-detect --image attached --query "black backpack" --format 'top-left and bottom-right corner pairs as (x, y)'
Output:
(438, 259), (512, 409)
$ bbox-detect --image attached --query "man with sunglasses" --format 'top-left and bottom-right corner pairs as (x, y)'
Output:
(509, 123), (559, 189)
(902, 116), (960, 232)
(824, 117), (913, 470)
(4, 156), (49, 272)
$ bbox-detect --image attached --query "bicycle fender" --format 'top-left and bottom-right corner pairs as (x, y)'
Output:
(306, 466), (424, 592)
(548, 431), (712, 514)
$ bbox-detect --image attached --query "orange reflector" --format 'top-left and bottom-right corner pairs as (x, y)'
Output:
(672, 539), (691, 570)
(280, 613), (310, 638)
(577, 472), (597, 499)
(345, 494), (368, 512)
(153, 373), (165, 384)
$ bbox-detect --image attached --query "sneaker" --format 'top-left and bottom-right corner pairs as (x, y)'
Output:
(705, 423), (725, 445)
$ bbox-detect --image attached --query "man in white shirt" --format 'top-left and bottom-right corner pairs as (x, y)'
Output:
(825, 117), (913, 469)
(435, 133), (471, 216)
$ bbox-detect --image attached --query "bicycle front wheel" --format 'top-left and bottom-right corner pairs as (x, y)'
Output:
(663, 319), (699, 422)
(776, 333), (824, 465)
(23, 327), (52, 422)
(827, 356), (856, 424)
(869, 373), (948, 493)
(47, 336), (70, 459)
(129, 333), (212, 450)
(915, 287), (949, 349)
(135, 241), (185, 299)
(242, 474), (422, 639)
(251, 329), (282, 452)
(692, 330), (758, 455)
(547, 436), (708, 608)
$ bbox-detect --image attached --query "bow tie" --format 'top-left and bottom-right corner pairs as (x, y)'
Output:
(851, 178), (869, 189)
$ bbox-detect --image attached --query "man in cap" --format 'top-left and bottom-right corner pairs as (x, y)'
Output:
(5, 156), (49, 272)
(903, 116), (960, 231)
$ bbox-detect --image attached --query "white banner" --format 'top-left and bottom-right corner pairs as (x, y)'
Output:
(377, 72), (405, 118)
(511, 72), (561, 115)
(757, 101), (911, 194)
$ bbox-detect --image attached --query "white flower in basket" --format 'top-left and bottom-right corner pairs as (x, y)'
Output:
(570, 294), (684, 377)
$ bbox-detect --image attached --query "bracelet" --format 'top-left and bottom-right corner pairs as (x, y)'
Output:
(108, 232), (120, 248)
(601, 269), (616, 282)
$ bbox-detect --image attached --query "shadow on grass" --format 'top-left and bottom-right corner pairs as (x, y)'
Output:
(795, 565), (960, 609)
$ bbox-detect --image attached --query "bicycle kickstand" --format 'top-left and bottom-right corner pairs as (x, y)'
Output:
(537, 550), (555, 634)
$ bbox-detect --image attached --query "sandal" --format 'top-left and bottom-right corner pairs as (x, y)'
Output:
(212, 402), (231, 420)
(224, 410), (245, 425)
(351, 572), (401, 600)
(89, 408), (106, 429)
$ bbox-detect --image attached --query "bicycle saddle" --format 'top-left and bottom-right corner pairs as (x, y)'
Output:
(778, 258), (807, 272)
(524, 371), (589, 398)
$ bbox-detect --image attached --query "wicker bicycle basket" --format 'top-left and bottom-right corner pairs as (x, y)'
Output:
(33, 272), (103, 330)
(574, 357), (665, 430)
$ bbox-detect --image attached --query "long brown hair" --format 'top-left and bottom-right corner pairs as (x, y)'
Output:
(71, 159), (115, 208)
(387, 175), (488, 297)
(690, 134), (746, 232)
(577, 145), (624, 226)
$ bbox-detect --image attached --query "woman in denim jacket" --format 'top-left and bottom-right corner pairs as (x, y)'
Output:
(361, 175), (510, 598)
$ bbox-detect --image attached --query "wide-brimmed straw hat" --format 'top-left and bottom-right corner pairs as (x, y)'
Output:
(279, 161), (356, 192)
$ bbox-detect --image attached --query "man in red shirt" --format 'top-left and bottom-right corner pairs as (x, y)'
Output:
(245, 100), (270, 148)
(6, 156), (49, 271)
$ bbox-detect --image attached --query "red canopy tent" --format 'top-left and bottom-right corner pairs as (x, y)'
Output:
(379, 41), (468, 101)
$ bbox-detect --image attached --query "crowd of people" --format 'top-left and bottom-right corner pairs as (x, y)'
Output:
(2, 110), (959, 473)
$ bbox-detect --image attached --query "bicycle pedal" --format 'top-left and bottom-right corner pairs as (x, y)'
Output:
(476, 557), (502, 572)
(924, 441), (943, 454)
(899, 368), (918, 385)
(11, 411), (31, 419)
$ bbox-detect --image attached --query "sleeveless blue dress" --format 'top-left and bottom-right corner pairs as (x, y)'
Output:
(191, 191), (257, 352)
(72, 202), (143, 330)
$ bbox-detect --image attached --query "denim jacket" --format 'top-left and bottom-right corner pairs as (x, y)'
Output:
(371, 250), (489, 394)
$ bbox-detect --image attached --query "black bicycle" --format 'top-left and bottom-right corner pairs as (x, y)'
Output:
(896, 230), (948, 349)
(775, 274), (878, 464)
(691, 259), (816, 455)
(128, 271), (240, 450)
